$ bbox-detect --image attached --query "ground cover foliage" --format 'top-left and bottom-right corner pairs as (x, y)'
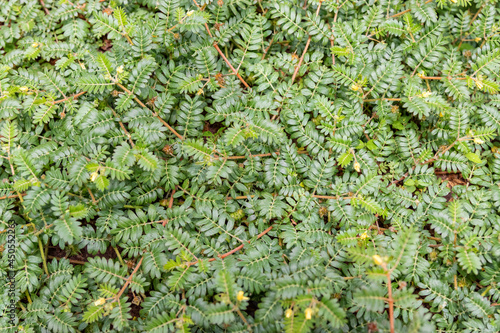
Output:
(1, 0), (500, 332)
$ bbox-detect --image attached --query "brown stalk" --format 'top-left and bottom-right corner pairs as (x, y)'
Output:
(0, 193), (27, 200)
(330, 0), (340, 65)
(186, 226), (273, 267)
(115, 82), (184, 140)
(213, 42), (251, 89)
(39, 0), (50, 15)
(87, 187), (97, 205)
(312, 195), (353, 200)
(162, 186), (177, 226)
(116, 257), (144, 300)
(111, 109), (135, 147)
(223, 149), (309, 160)
(390, 0), (433, 18)
(53, 91), (86, 104)
(190, 0), (250, 89)
(470, 4), (485, 25)
(291, 2), (322, 83)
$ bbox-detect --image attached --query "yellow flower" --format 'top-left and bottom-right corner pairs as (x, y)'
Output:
(236, 291), (249, 302)
(353, 161), (361, 172)
(450, 0), (457, 3)
(19, 86), (29, 92)
(285, 309), (293, 318)
(116, 65), (124, 74)
(421, 91), (431, 98)
(304, 308), (313, 320)
(373, 255), (384, 266)
(474, 37), (481, 42)
(90, 172), (99, 182)
(94, 298), (106, 306)
(186, 10), (194, 17)
(474, 79), (483, 90)
(350, 84), (360, 91)
(360, 232), (369, 240)
(474, 137), (484, 144)
(31, 42), (39, 48)
(439, 111), (444, 117)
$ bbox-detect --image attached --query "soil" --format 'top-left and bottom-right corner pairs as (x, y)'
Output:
(204, 121), (224, 135)
(48, 243), (118, 264)
(99, 35), (113, 52)
(434, 169), (467, 202)
(127, 289), (143, 319)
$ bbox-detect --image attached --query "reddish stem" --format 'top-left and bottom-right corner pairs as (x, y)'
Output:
(186, 226), (273, 266)
(116, 257), (144, 300)
(53, 91), (86, 104)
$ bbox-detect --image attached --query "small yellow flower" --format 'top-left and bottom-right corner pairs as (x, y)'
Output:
(350, 83), (360, 91)
(285, 309), (293, 318)
(474, 137), (484, 144)
(474, 37), (481, 42)
(373, 255), (384, 266)
(360, 232), (369, 240)
(31, 42), (39, 48)
(94, 298), (106, 306)
(90, 172), (99, 182)
(474, 79), (483, 90)
(304, 308), (313, 320)
(236, 291), (249, 302)
(80, 63), (86, 70)
(439, 111), (444, 117)
(19, 86), (29, 92)
(421, 91), (431, 98)
(196, 89), (204, 95)
(186, 10), (194, 17)
(116, 65), (124, 74)
(353, 161), (361, 172)
(450, 0), (457, 3)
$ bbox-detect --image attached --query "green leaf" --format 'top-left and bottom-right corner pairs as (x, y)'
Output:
(337, 152), (353, 168)
(465, 152), (483, 164)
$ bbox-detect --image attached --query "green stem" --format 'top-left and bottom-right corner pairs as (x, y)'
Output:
(113, 246), (126, 267)
(18, 302), (26, 312)
(481, 285), (492, 297)
(123, 205), (143, 209)
(38, 238), (49, 276)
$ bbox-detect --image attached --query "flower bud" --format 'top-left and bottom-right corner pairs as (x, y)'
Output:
(94, 298), (106, 306)
(236, 290), (249, 302)
(474, 137), (484, 144)
(372, 255), (384, 266)
(90, 172), (99, 182)
(353, 161), (361, 172)
(304, 308), (313, 320)
(285, 309), (293, 318)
